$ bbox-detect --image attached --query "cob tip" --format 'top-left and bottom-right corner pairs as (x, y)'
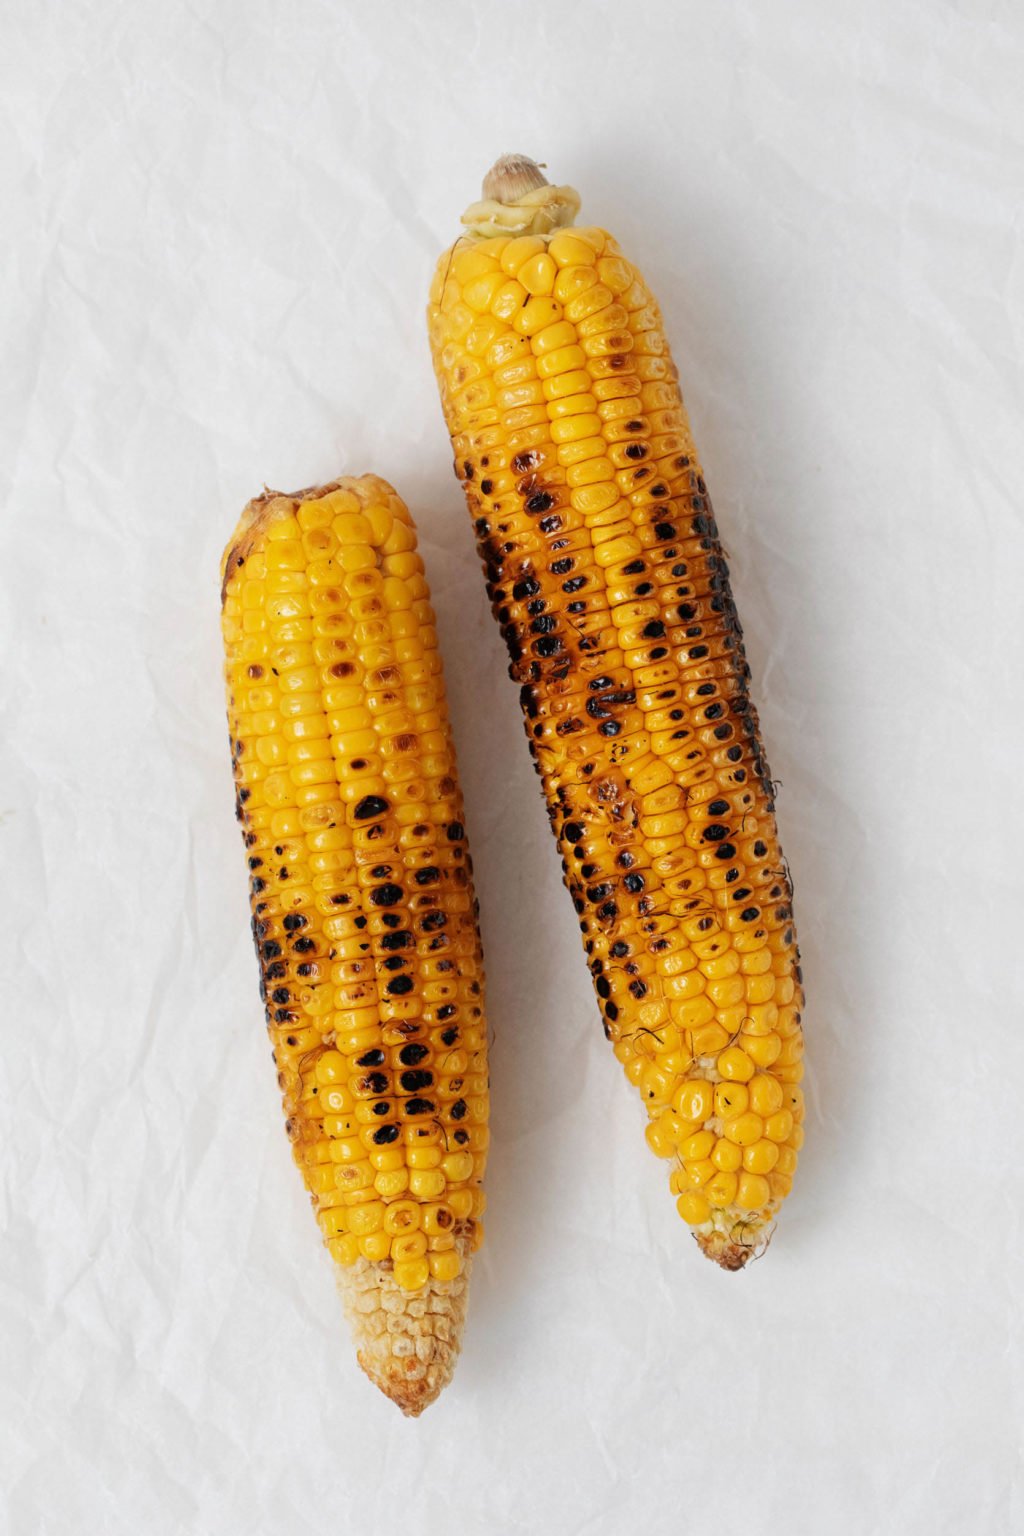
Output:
(337, 1255), (472, 1416)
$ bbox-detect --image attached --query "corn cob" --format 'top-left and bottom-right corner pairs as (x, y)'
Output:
(428, 156), (804, 1270)
(220, 474), (487, 1412)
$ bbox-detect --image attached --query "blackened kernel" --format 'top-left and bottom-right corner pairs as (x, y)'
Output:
(654, 522), (675, 539)
(726, 746), (743, 762)
(678, 603), (696, 621)
(714, 723), (733, 740)
(526, 491), (555, 513)
(453, 1129), (469, 1144)
(422, 911), (446, 932)
(439, 1027), (459, 1046)
(622, 560), (645, 575)
(382, 955), (405, 971)
(704, 701), (724, 719)
(708, 799), (729, 816)
(598, 720), (621, 737)
(404, 1097), (435, 1116)
(643, 620), (665, 639)
(282, 913), (307, 932)
(596, 976), (611, 999)
(702, 824), (729, 843)
(689, 645), (710, 660)
(380, 929), (412, 951)
(450, 1099), (467, 1120)
(563, 575), (586, 593)
(399, 1043), (429, 1066)
(539, 514), (563, 533)
(623, 872), (645, 894)
(551, 558), (573, 575)
(629, 979), (648, 999)
(597, 900), (619, 921)
(605, 1001), (619, 1021)
(671, 563), (688, 577)
(741, 907), (760, 922)
(357, 1049), (385, 1067)
(414, 866), (440, 886)
(381, 912), (401, 929)
(292, 936), (315, 953)
(262, 941), (281, 960)
(354, 795), (390, 820)
(371, 883), (403, 907)
(754, 840), (768, 857)
(400, 1068), (433, 1092)
(373, 1125), (399, 1145)
(563, 821), (585, 843)
(437, 1004), (456, 1020)
(650, 646), (668, 660)
(513, 577), (540, 600)
(715, 843), (737, 860)
(271, 988), (290, 1005)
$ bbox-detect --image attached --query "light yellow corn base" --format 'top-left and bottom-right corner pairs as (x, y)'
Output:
(339, 1247), (471, 1417)
(221, 477), (487, 1324)
(428, 183), (804, 1268)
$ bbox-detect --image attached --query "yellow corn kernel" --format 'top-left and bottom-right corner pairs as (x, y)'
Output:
(743, 1032), (783, 1067)
(409, 1167), (446, 1200)
(764, 1109), (795, 1143)
(748, 1074), (784, 1117)
(710, 1137), (742, 1173)
(742, 1139), (780, 1175)
(705, 1171), (738, 1207)
(713, 1081), (749, 1119)
(428, 1250), (463, 1282)
(358, 1230), (391, 1262)
(645, 1110), (684, 1158)
(393, 1258), (431, 1291)
(716, 1046), (755, 1083)
(673, 1080), (714, 1123)
(676, 1192), (711, 1225)
(679, 1130), (715, 1162)
(723, 1112), (763, 1147)
(736, 1173), (771, 1211)
(391, 1231), (428, 1263)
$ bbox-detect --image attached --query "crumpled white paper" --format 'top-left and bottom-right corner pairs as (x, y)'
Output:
(3, 1), (1023, 1532)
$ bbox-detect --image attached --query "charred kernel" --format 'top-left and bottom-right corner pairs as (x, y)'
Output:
(678, 603), (696, 621)
(610, 940), (629, 957)
(535, 635), (563, 657)
(415, 866), (440, 886)
(622, 560), (645, 575)
(357, 1049), (385, 1068)
(404, 1097), (435, 1116)
(714, 723), (732, 740)
(513, 577), (540, 600)
(400, 1069), (433, 1093)
(539, 514), (563, 533)
(386, 975), (414, 996)
(526, 492), (555, 513)
(380, 929), (412, 951)
(399, 1043), (429, 1066)
(354, 795), (390, 820)
(373, 1125), (399, 1145)
(629, 979), (647, 999)
(381, 912), (401, 929)
(623, 873), (645, 893)
(480, 478), (493, 494)
(262, 941), (282, 960)
(450, 1099), (468, 1120)
(371, 1101), (390, 1116)
(551, 558), (573, 575)
(624, 443), (647, 460)
(598, 720), (622, 737)
(422, 911), (447, 931)
(563, 821), (585, 843)
(371, 883), (403, 907)
(439, 1027), (459, 1047)
(715, 843), (737, 860)
(563, 575), (586, 593)
(653, 521), (675, 538)
(643, 620), (666, 639)
(292, 936), (315, 953)
(754, 840), (768, 857)
(447, 821), (464, 841)
(282, 913), (307, 932)
(741, 907), (760, 922)
(271, 988), (290, 1005)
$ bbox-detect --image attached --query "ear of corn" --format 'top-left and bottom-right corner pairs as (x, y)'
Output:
(427, 157), (804, 1270)
(220, 474), (487, 1412)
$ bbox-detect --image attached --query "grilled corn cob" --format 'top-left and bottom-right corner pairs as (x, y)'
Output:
(428, 156), (804, 1270)
(220, 474), (487, 1411)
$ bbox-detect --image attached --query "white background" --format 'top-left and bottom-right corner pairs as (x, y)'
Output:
(3, 2), (1022, 1531)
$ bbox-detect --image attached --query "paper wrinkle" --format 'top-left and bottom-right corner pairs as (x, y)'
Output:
(4, 1), (1024, 1532)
